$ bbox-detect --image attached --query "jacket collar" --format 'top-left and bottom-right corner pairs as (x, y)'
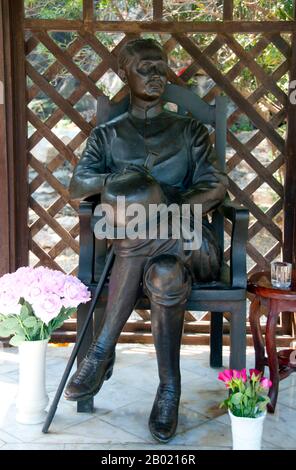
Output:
(128, 101), (164, 120)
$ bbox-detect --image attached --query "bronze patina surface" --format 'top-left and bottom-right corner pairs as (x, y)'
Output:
(65, 38), (228, 443)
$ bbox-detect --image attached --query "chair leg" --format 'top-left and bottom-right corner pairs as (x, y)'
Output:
(210, 312), (223, 368)
(230, 302), (246, 370)
(76, 302), (94, 413)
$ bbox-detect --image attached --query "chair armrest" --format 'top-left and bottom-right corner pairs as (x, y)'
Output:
(218, 200), (249, 288)
(78, 199), (96, 284)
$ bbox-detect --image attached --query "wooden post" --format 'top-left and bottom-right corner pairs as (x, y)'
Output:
(0, 0), (28, 276)
(284, 2), (296, 268)
(223, 0), (233, 21)
(83, 0), (94, 24)
(0, 0), (10, 275)
(153, 0), (163, 21)
(282, 1), (296, 336)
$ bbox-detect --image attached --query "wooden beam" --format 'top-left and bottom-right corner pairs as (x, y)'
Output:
(26, 62), (92, 135)
(175, 34), (285, 154)
(29, 196), (79, 254)
(35, 31), (101, 98)
(24, 19), (83, 31)
(227, 132), (283, 197)
(27, 36), (85, 103)
(0, 0), (28, 275)
(223, 0), (233, 21)
(23, 19), (296, 33)
(221, 33), (287, 107)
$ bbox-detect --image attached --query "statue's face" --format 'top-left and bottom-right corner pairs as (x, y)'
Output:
(120, 47), (168, 102)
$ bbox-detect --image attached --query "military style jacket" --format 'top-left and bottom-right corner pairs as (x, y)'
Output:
(69, 108), (228, 214)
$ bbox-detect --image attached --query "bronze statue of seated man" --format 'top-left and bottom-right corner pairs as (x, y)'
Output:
(65, 38), (228, 443)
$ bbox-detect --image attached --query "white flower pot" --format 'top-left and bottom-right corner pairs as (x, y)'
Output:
(16, 339), (49, 425)
(228, 409), (266, 450)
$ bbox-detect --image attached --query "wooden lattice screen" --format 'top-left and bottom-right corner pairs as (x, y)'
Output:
(18, 0), (296, 344)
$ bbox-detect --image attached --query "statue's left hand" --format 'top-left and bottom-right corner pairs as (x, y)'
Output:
(123, 163), (151, 177)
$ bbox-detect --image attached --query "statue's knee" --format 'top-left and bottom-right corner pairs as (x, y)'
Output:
(145, 255), (182, 287)
(143, 255), (191, 306)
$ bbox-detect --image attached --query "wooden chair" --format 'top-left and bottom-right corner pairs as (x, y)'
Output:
(75, 83), (249, 412)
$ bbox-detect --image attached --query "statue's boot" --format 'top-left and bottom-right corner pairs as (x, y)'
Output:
(144, 255), (191, 443)
(64, 350), (116, 402)
(148, 303), (185, 443)
(64, 254), (146, 402)
(149, 383), (181, 444)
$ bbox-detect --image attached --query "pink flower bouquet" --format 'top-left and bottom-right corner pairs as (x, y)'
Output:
(218, 368), (272, 418)
(0, 266), (91, 345)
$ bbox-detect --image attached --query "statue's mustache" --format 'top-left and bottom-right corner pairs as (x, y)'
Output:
(147, 78), (164, 86)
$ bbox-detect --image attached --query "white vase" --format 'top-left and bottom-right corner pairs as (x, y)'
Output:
(228, 409), (266, 450)
(16, 339), (49, 425)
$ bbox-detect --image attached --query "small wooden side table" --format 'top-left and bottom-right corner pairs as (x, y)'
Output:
(248, 271), (296, 413)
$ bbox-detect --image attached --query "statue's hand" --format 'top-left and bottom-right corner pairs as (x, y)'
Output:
(104, 172), (119, 185)
(104, 165), (151, 187)
(123, 163), (151, 177)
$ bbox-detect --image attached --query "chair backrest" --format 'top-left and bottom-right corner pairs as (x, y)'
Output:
(92, 84), (227, 280)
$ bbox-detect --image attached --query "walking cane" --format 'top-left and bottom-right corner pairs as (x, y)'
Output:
(42, 246), (115, 433)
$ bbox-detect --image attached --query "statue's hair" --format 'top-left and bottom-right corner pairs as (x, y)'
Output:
(118, 38), (167, 69)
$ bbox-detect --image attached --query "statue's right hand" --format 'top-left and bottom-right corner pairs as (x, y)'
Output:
(104, 172), (123, 186)
(122, 164), (151, 177)
(104, 165), (152, 187)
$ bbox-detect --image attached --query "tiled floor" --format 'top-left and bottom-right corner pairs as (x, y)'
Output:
(0, 343), (295, 450)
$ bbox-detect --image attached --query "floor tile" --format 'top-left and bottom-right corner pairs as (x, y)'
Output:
(107, 358), (159, 394)
(46, 397), (100, 433)
(181, 376), (226, 419)
(1, 344), (295, 450)
(277, 385), (296, 409)
(0, 429), (24, 444)
(1, 443), (66, 450)
(114, 345), (157, 368)
(172, 418), (232, 448)
(111, 359), (203, 397)
(0, 348), (19, 374)
(92, 379), (155, 415)
(34, 416), (147, 445)
(105, 443), (224, 450)
(277, 374), (296, 392)
(63, 443), (107, 450)
(99, 396), (209, 445)
(3, 416), (59, 443)
(262, 403), (296, 449)
(0, 379), (18, 431)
